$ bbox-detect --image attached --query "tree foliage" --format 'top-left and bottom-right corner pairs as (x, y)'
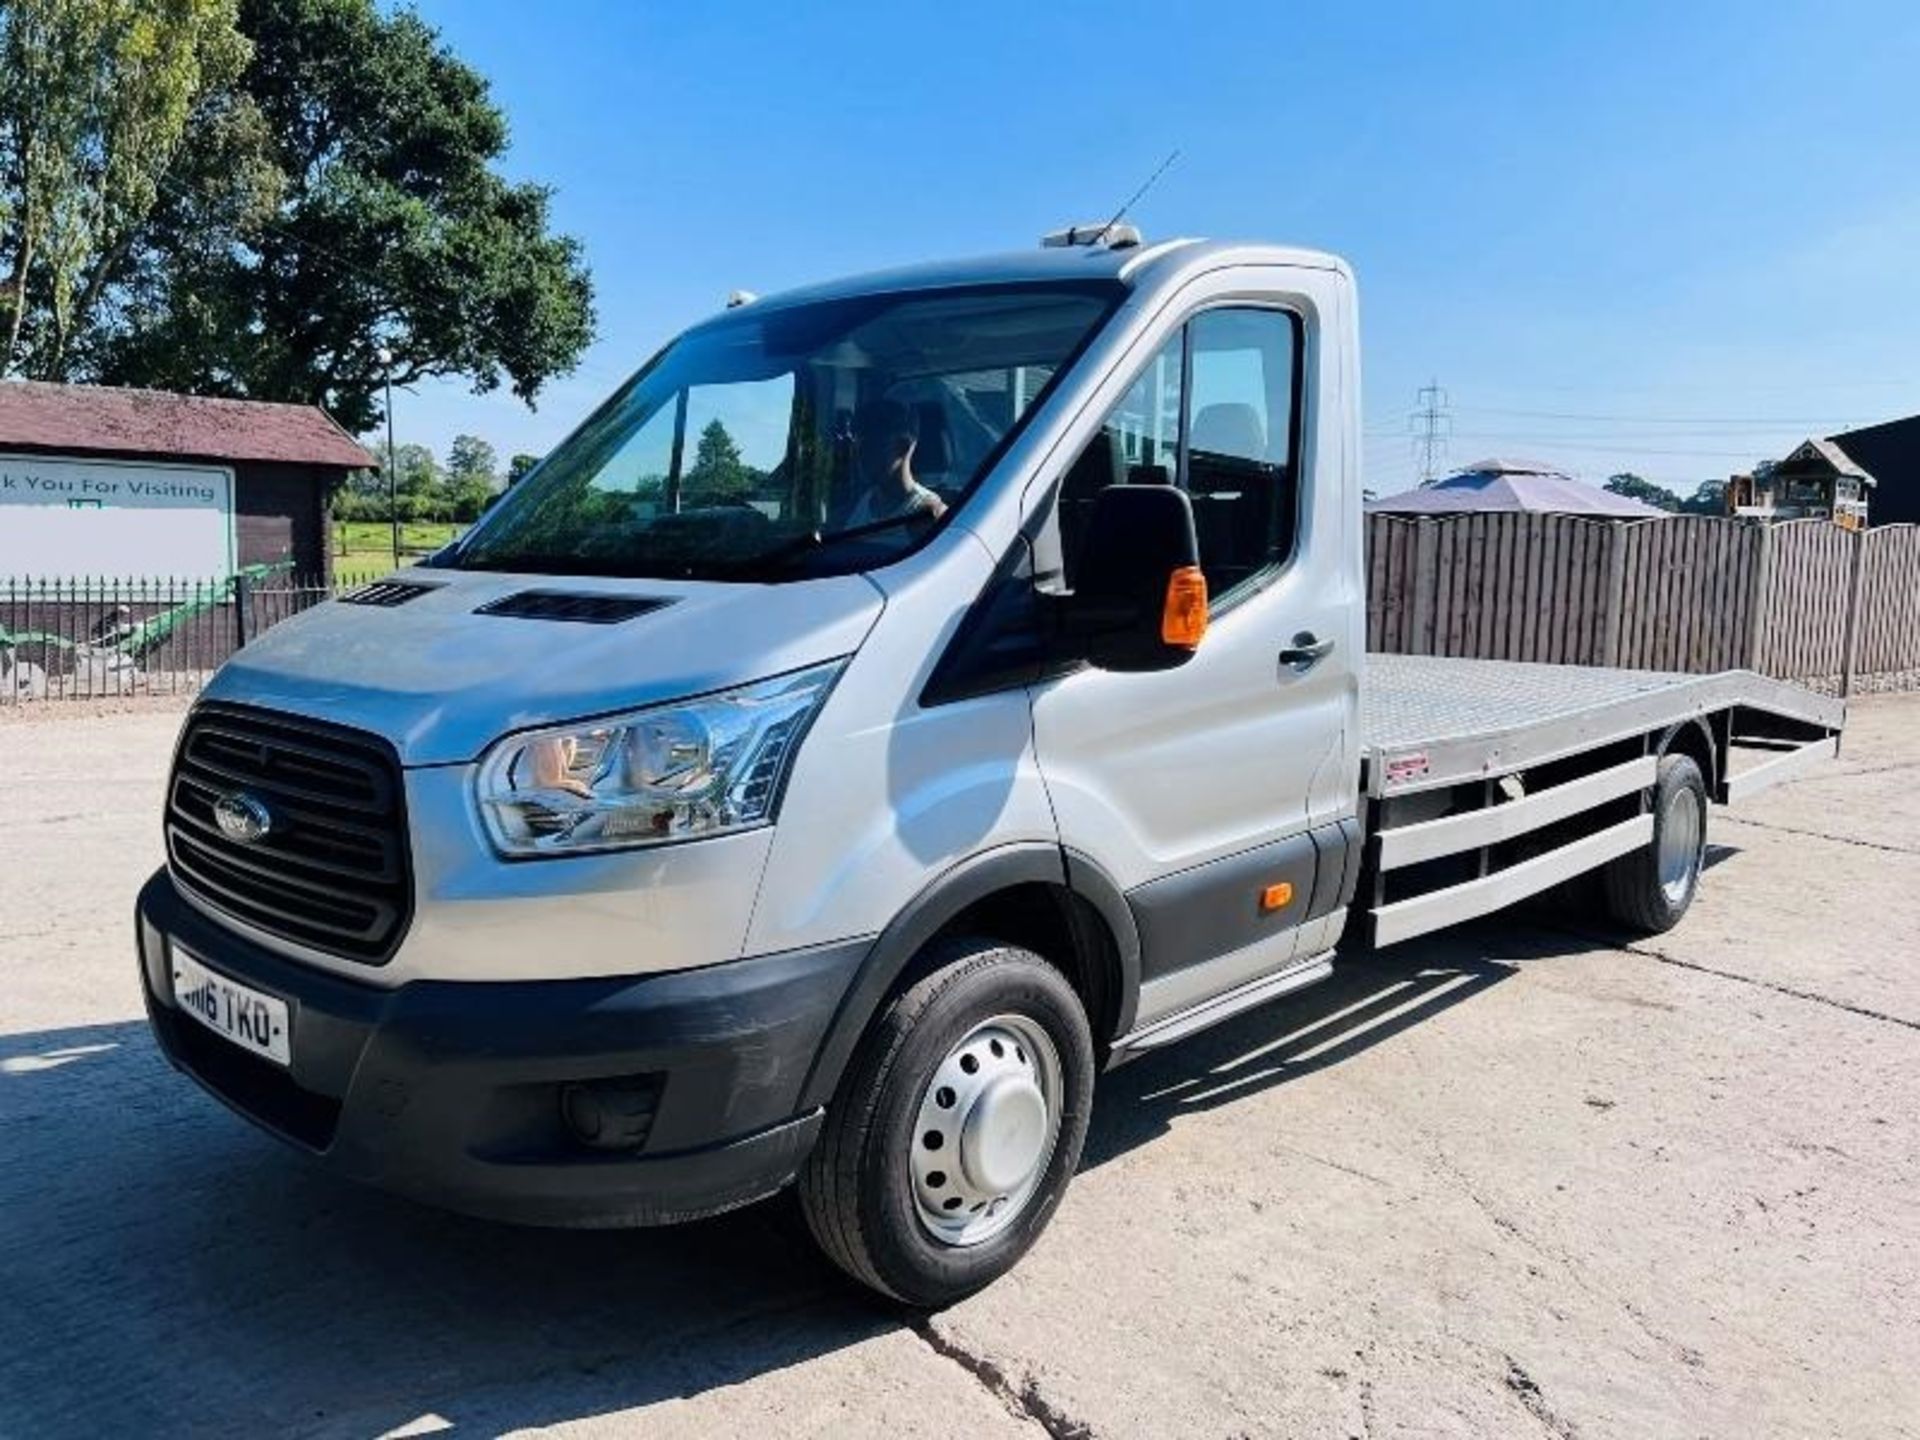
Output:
(447, 434), (498, 483)
(5, 0), (595, 433)
(1603, 472), (1682, 513)
(0, 0), (251, 375)
(1678, 479), (1726, 516)
(506, 452), (541, 486)
(684, 418), (754, 502)
(1604, 472), (1730, 518)
(332, 430), (506, 523)
(443, 433), (498, 519)
(681, 417), (777, 507)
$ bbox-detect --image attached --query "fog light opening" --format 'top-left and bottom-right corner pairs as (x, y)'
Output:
(560, 1075), (662, 1152)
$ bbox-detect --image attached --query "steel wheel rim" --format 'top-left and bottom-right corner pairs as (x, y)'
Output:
(1658, 785), (1703, 904)
(909, 1013), (1063, 1248)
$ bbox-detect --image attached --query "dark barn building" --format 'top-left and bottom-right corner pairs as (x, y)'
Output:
(0, 380), (374, 580)
(1833, 416), (1920, 528)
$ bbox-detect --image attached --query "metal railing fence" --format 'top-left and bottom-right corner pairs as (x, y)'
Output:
(2, 571), (335, 706)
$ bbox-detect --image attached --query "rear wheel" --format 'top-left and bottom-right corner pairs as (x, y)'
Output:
(1601, 752), (1708, 934)
(798, 938), (1094, 1306)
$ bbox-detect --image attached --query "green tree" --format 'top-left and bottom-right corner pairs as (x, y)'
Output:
(445, 475), (494, 522)
(449, 436), (497, 482)
(506, 452), (541, 486)
(1603, 472), (1682, 513)
(0, 0), (251, 374)
(683, 418), (753, 503)
(390, 441), (441, 520)
(1677, 479), (1727, 516)
(78, 0), (596, 432)
(447, 433), (498, 484)
(443, 434), (499, 520)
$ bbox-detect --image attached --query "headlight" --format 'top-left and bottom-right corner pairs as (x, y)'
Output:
(475, 660), (843, 857)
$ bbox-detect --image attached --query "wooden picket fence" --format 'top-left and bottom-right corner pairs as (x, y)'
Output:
(1367, 514), (1920, 695)
(1850, 525), (1920, 683)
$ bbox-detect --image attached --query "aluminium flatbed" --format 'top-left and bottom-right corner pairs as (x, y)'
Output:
(1354, 655), (1844, 947)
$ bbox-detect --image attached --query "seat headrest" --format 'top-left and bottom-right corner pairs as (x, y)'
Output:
(1191, 403), (1266, 463)
(914, 401), (953, 474)
(1062, 428), (1124, 495)
(854, 398), (917, 448)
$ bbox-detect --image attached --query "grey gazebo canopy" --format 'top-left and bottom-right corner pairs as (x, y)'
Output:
(1368, 458), (1666, 517)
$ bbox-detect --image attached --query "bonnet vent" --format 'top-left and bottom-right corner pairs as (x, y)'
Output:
(340, 580), (442, 608)
(474, 590), (672, 625)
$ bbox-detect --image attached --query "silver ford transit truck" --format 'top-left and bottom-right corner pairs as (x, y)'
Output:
(136, 233), (1842, 1304)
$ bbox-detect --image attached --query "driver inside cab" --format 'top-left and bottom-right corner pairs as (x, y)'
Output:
(840, 399), (948, 527)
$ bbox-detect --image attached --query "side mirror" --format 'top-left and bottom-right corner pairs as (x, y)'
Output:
(1060, 484), (1208, 672)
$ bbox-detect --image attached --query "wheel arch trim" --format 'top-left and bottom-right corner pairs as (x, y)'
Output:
(796, 842), (1141, 1112)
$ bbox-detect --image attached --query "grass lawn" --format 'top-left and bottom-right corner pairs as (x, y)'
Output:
(332, 520), (466, 584)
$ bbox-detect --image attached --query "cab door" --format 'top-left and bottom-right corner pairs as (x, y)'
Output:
(1027, 271), (1361, 1026)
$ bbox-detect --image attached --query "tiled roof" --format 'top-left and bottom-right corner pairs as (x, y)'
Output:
(0, 380), (375, 469)
(1784, 436), (1875, 486)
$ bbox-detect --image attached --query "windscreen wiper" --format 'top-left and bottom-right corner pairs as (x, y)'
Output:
(715, 510), (936, 576)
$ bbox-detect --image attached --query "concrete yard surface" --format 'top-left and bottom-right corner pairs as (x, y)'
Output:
(2, 696), (1917, 1438)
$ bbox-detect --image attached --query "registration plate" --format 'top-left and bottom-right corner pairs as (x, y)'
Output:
(170, 946), (291, 1067)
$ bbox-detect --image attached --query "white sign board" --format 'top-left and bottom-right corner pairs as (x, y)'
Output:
(0, 453), (235, 580)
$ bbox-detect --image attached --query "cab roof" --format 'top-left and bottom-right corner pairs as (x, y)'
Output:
(735, 238), (1349, 316)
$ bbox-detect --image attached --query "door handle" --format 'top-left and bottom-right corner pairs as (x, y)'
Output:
(1278, 633), (1334, 675)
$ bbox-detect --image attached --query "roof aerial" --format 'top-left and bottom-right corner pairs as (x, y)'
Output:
(1042, 148), (1180, 253)
(1041, 222), (1144, 250)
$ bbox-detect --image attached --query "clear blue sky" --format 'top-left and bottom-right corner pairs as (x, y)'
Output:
(402, 0), (1919, 498)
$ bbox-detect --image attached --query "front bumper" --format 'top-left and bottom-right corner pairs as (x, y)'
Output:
(137, 869), (867, 1227)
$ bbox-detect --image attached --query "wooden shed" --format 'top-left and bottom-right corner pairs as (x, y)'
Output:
(0, 380), (374, 581)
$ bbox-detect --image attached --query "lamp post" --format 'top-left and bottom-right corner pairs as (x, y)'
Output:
(376, 347), (399, 568)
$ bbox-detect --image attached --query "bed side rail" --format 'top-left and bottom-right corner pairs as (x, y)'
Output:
(1715, 705), (1841, 806)
(1369, 815), (1652, 948)
(1359, 735), (1657, 950)
(1374, 756), (1654, 871)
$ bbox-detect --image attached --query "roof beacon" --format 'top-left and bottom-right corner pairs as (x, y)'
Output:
(1041, 222), (1143, 251)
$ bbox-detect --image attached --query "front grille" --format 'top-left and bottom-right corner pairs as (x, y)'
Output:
(167, 704), (412, 964)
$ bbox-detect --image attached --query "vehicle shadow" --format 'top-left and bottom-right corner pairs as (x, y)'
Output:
(0, 904), (1661, 1437)
(0, 1022), (878, 1440)
(1083, 932), (1516, 1169)
(1081, 879), (1714, 1170)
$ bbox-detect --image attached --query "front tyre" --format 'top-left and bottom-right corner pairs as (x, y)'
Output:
(798, 938), (1095, 1306)
(1601, 752), (1708, 934)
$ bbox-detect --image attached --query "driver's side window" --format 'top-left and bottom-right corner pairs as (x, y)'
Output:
(1055, 336), (1181, 589)
(1054, 307), (1301, 605)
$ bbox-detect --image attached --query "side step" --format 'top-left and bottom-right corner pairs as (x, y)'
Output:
(1111, 951), (1336, 1057)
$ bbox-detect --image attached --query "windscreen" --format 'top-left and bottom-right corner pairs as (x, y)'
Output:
(446, 282), (1121, 580)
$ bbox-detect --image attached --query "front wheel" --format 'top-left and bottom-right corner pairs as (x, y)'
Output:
(798, 938), (1095, 1306)
(1600, 752), (1708, 934)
